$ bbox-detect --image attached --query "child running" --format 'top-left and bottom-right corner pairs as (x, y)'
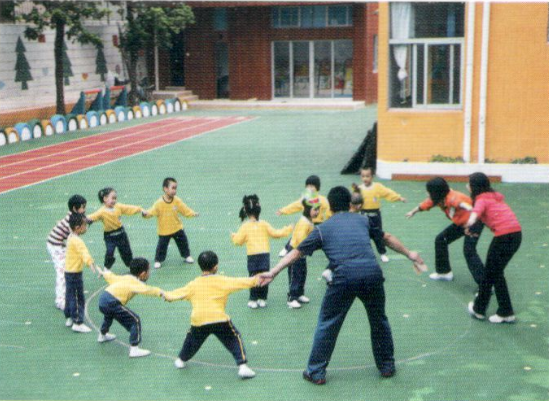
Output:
(64, 213), (97, 333)
(87, 187), (143, 270)
(406, 177), (484, 285)
(232, 194), (293, 309)
(276, 175), (331, 257)
(287, 191), (320, 309)
(163, 251), (259, 379)
(47, 194), (87, 311)
(143, 177), (198, 269)
(96, 258), (165, 357)
(352, 167), (406, 263)
(465, 173), (522, 324)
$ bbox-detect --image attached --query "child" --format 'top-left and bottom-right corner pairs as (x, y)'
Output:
(143, 177), (198, 269)
(406, 177), (484, 285)
(47, 194), (87, 311)
(276, 175), (331, 257)
(87, 187), (143, 270)
(465, 173), (521, 324)
(64, 213), (97, 333)
(163, 251), (259, 379)
(350, 191), (364, 213)
(352, 167), (406, 263)
(96, 258), (165, 357)
(286, 191), (321, 309)
(231, 194), (293, 308)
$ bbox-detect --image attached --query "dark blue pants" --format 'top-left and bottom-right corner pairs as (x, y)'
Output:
(179, 321), (247, 365)
(99, 291), (142, 346)
(288, 257), (307, 301)
(155, 229), (190, 263)
(64, 272), (85, 324)
(474, 231), (521, 317)
(247, 253), (269, 301)
(361, 210), (387, 255)
(306, 272), (394, 381)
(104, 228), (133, 269)
(434, 221), (484, 284)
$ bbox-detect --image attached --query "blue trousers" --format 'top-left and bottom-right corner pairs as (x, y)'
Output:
(155, 229), (190, 262)
(247, 253), (269, 301)
(361, 209), (387, 255)
(104, 228), (133, 269)
(65, 272), (85, 324)
(306, 272), (394, 381)
(287, 257), (307, 301)
(99, 292), (142, 346)
(179, 321), (247, 365)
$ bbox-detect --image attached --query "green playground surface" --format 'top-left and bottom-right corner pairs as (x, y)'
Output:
(0, 107), (548, 401)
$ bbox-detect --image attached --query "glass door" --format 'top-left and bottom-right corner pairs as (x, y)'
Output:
(314, 41), (332, 98)
(292, 41), (310, 98)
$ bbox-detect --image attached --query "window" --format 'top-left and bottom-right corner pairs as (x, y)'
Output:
(389, 2), (465, 109)
(214, 8), (227, 31)
(273, 5), (352, 28)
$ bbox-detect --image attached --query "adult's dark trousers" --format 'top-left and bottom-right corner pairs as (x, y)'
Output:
(64, 272), (85, 324)
(474, 231), (521, 317)
(99, 291), (142, 346)
(247, 253), (269, 301)
(288, 257), (307, 301)
(104, 228), (133, 269)
(179, 321), (247, 365)
(434, 221), (484, 284)
(155, 229), (190, 263)
(361, 209), (387, 255)
(306, 272), (394, 381)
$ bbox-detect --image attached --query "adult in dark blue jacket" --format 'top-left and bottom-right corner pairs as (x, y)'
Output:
(260, 186), (425, 384)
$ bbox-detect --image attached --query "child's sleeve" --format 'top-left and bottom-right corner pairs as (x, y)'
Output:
(118, 203), (143, 216)
(224, 276), (259, 294)
(176, 199), (196, 217)
(321, 197), (333, 219)
(278, 199), (303, 215)
(143, 201), (159, 218)
(102, 271), (117, 284)
(131, 281), (163, 297)
(290, 220), (310, 249)
(163, 284), (192, 302)
(418, 198), (434, 211)
(87, 209), (102, 222)
(78, 240), (94, 267)
(378, 184), (402, 202)
(231, 225), (247, 246)
(265, 222), (293, 238)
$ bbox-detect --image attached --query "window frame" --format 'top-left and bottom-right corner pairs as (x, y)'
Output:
(273, 5), (352, 29)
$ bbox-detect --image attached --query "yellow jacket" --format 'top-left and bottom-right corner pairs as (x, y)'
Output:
(88, 203), (142, 232)
(290, 216), (315, 249)
(65, 234), (94, 273)
(231, 220), (293, 255)
(356, 183), (402, 210)
(279, 195), (332, 223)
(103, 271), (162, 305)
(145, 196), (196, 236)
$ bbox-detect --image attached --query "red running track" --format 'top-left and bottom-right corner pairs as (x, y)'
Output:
(0, 116), (252, 194)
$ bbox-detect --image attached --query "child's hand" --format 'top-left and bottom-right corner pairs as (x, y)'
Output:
(193, 212), (199, 217)
(95, 265), (106, 277)
(141, 210), (148, 217)
(400, 197), (407, 203)
(405, 209), (417, 219)
(276, 210), (282, 216)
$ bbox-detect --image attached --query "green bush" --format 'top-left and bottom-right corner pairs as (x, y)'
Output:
(511, 156), (538, 164)
(429, 154), (465, 163)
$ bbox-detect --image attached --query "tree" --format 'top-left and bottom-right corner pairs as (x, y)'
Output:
(15, 36), (33, 90)
(95, 44), (107, 82)
(62, 39), (73, 85)
(18, 1), (110, 114)
(117, 2), (194, 105)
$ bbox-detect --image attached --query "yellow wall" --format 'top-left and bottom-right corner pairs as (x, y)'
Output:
(378, 3), (549, 164)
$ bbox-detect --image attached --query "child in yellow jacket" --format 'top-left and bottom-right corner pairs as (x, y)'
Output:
(163, 251), (259, 379)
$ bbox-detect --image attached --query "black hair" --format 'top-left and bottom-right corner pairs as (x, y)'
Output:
(360, 166), (376, 175)
(426, 177), (450, 206)
(327, 186), (351, 213)
(469, 172), (494, 203)
(198, 251), (219, 272)
(163, 177), (177, 188)
(239, 194), (261, 221)
(98, 187), (115, 204)
(351, 191), (364, 207)
(68, 213), (86, 230)
(68, 194), (87, 212)
(305, 175), (321, 191)
(129, 257), (150, 277)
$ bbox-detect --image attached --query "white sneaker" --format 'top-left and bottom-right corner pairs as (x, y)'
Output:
(65, 318), (73, 327)
(72, 323), (92, 333)
(429, 272), (454, 281)
(154, 262), (161, 269)
(247, 300), (258, 309)
(380, 254), (390, 263)
(287, 300), (302, 309)
(297, 295), (310, 304)
(278, 248), (288, 258)
(321, 269), (333, 284)
(97, 333), (116, 343)
(467, 302), (485, 320)
(238, 364), (256, 379)
(257, 299), (267, 308)
(56, 302), (65, 311)
(174, 358), (186, 369)
(129, 346), (151, 358)
(184, 256), (194, 264)
(488, 314), (516, 324)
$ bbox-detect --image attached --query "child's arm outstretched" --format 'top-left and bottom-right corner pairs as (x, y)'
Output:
(277, 199), (302, 216)
(177, 199), (199, 217)
(265, 222), (294, 238)
(117, 203), (144, 216)
(163, 284), (192, 302)
(379, 184), (406, 203)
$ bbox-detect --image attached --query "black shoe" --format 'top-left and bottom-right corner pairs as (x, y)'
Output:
(302, 370), (326, 385)
(380, 364), (396, 378)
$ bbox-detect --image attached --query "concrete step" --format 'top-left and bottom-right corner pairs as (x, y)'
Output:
(164, 86), (186, 91)
(178, 94), (199, 102)
(153, 90), (193, 100)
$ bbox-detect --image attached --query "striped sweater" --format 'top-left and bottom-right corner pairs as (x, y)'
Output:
(47, 212), (71, 247)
